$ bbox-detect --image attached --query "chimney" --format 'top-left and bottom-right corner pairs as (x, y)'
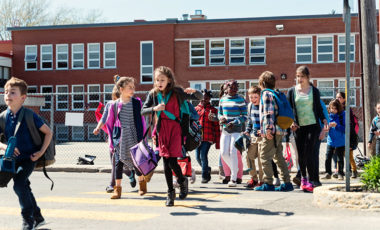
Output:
(190, 10), (207, 20)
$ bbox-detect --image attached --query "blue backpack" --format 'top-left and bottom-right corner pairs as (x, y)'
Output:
(261, 89), (294, 130)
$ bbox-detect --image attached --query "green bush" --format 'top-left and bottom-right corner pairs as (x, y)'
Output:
(361, 156), (380, 192)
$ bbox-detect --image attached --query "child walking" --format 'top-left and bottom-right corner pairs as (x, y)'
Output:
(141, 66), (203, 206)
(0, 77), (53, 230)
(218, 80), (247, 187)
(323, 99), (346, 180)
(106, 76), (147, 199)
(368, 102), (380, 156)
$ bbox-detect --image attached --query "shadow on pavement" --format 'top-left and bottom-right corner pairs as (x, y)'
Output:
(188, 206), (294, 216)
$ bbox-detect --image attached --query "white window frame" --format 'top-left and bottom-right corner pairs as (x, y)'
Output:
(56, 85), (69, 111)
(72, 85), (85, 111)
(72, 43), (84, 69)
(25, 45), (37, 71)
(88, 124), (101, 141)
(189, 40), (206, 67)
(209, 40), (225, 66)
(140, 41), (154, 84)
(249, 80), (259, 87)
(40, 44), (53, 70)
(3, 67), (10, 80)
(87, 84), (101, 111)
(104, 84), (114, 104)
(338, 34), (355, 62)
(56, 44), (69, 70)
(229, 38), (246, 65)
(103, 42), (116, 68)
(338, 79), (358, 107)
(296, 36), (313, 64)
(317, 35), (334, 63)
(189, 82), (206, 91)
(317, 80), (335, 105)
(72, 126), (85, 141)
(87, 43), (100, 69)
(27, 85), (38, 94)
(55, 124), (69, 142)
(209, 80), (246, 106)
(40, 85), (53, 111)
(249, 37), (266, 65)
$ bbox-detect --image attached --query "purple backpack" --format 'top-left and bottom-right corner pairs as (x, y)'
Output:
(130, 140), (158, 176)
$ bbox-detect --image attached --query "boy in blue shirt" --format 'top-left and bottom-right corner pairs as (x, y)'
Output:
(0, 77), (52, 230)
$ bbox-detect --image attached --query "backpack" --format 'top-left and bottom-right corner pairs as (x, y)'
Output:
(338, 111), (359, 150)
(0, 108), (55, 190)
(261, 89), (294, 130)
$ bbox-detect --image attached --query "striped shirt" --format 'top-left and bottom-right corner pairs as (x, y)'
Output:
(119, 101), (138, 169)
(245, 103), (261, 137)
(218, 94), (247, 133)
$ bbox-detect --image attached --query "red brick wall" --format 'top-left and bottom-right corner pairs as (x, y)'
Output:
(0, 40), (12, 55)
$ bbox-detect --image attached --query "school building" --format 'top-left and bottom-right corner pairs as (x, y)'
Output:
(3, 11), (378, 141)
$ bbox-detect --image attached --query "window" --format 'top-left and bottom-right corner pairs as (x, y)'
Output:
(104, 42), (116, 68)
(27, 86), (37, 94)
(296, 37), (313, 63)
(72, 126), (84, 141)
(40, 45), (53, 70)
(25, 45), (37, 70)
(230, 39), (245, 65)
(250, 38), (266, 64)
(317, 36), (334, 63)
(1, 67), (10, 80)
(88, 43), (100, 68)
(72, 44), (84, 69)
(140, 41), (154, 83)
(250, 81), (259, 87)
(40, 86), (53, 111)
(209, 40), (225, 65)
(72, 85), (84, 110)
(56, 85), (68, 111)
(88, 124), (101, 141)
(88, 84), (100, 110)
(55, 124), (69, 142)
(338, 80), (357, 107)
(317, 80), (334, 105)
(209, 81), (246, 106)
(190, 40), (205, 66)
(104, 84), (114, 103)
(338, 35), (355, 62)
(190, 82), (206, 91)
(56, 44), (68, 69)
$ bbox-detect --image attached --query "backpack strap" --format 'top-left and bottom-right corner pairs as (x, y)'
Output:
(24, 108), (42, 146)
(0, 110), (6, 133)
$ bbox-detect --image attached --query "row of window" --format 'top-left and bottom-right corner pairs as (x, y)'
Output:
(189, 35), (355, 67)
(0, 66), (10, 80)
(25, 42), (117, 71)
(28, 84), (115, 111)
(55, 124), (102, 142)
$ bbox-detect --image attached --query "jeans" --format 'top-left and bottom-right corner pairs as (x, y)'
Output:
(13, 159), (40, 221)
(376, 139), (380, 156)
(195, 141), (212, 179)
(325, 145), (345, 175)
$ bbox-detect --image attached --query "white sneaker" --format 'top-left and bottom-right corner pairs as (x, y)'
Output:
(190, 168), (196, 184)
(228, 180), (237, 187)
(274, 177), (281, 186)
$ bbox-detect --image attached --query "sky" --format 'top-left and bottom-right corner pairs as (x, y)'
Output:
(48, 0), (379, 23)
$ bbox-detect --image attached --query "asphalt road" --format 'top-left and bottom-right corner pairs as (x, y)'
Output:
(0, 172), (379, 230)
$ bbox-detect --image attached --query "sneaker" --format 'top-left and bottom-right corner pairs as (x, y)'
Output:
(106, 185), (114, 193)
(351, 171), (358, 179)
(338, 174), (344, 180)
(255, 181), (264, 187)
(301, 178), (313, 193)
(22, 218), (35, 230)
(190, 168), (196, 184)
(322, 173), (331, 179)
(292, 176), (301, 187)
(311, 181), (322, 187)
(34, 213), (45, 229)
(222, 176), (230, 184)
(254, 183), (275, 191)
(275, 182), (294, 192)
(244, 178), (257, 188)
(236, 178), (242, 184)
(332, 172), (338, 179)
(129, 171), (136, 188)
(274, 177), (281, 186)
(228, 180), (237, 187)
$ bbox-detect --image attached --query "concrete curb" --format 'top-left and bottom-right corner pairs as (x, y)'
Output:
(313, 183), (380, 211)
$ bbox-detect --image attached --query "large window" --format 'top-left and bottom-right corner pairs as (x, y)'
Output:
(56, 44), (68, 69)
(40, 45), (53, 70)
(40, 86), (53, 111)
(56, 85), (68, 111)
(296, 37), (312, 63)
(338, 35), (355, 62)
(88, 124), (101, 141)
(317, 36), (333, 63)
(27, 86), (37, 94)
(25, 45), (37, 70)
(55, 124), (69, 142)
(72, 85), (84, 110)
(0, 67), (10, 80)
(338, 80), (357, 107)
(88, 43), (100, 68)
(88, 84), (100, 110)
(209, 40), (225, 65)
(140, 41), (154, 83)
(317, 80), (334, 105)
(72, 126), (84, 141)
(229, 39), (245, 65)
(209, 81), (246, 106)
(190, 40), (205, 66)
(72, 44), (84, 69)
(250, 38), (266, 64)
(104, 42), (116, 68)
(104, 84), (114, 103)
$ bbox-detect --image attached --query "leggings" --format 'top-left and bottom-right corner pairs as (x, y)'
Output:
(163, 157), (185, 192)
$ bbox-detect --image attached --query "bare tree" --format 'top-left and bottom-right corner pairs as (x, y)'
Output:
(0, 0), (104, 40)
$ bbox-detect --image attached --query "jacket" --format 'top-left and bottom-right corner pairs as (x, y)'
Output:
(195, 103), (221, 147)
(327, 111), (346, 147)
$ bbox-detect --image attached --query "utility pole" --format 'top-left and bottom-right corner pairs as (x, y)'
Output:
(360, 0), (379, 156)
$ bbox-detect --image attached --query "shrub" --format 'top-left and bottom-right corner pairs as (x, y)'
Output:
(361, 156), (380, 192)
